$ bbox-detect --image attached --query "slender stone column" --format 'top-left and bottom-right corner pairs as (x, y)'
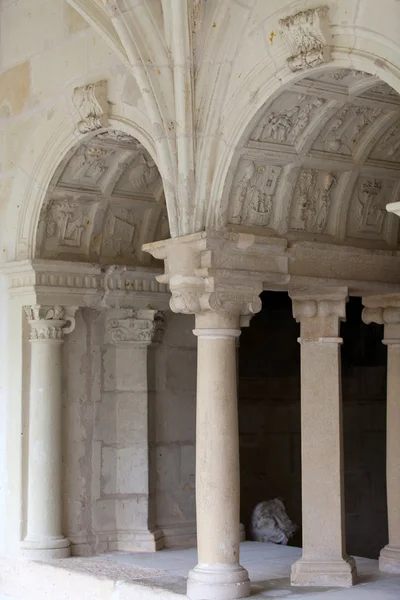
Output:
(187, 311), (251, 600)
(363, 300), (400, 573)
(21, 305), (76, 559)
(289, 289), (356, 587)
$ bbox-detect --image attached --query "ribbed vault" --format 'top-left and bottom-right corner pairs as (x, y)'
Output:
(36, 131), (169, 265)
(227, 68), (400, 250)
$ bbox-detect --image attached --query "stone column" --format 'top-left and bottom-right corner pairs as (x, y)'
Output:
(21, 305), (76, 559)
(101, 308), (164, 551)
(289, 289), (356, 587)
(363, 299), (400, 573)
(187, 310), (252, 600)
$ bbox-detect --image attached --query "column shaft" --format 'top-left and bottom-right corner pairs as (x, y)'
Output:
(187, 325), (250, 600)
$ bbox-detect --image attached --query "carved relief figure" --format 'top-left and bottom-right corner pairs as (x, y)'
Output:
(72, 80), (109, 133)
(292, 169), (335, 233)
(231, 162), (281, 227)
(252, 95), (324, 145)
(357, 179), (386, 234)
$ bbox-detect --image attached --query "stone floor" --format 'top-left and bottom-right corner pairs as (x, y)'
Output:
(1, 542), (400, 599)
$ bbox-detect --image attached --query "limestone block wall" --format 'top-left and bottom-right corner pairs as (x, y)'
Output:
(238, 293), (388, 559)
(151, 312), (197, 547)
(60, 308), (197, 555)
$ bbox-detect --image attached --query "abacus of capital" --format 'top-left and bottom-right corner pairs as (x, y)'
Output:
(363, 295), (400, 574)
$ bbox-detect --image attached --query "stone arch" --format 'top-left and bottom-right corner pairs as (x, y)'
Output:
(208, 37), (400, 231)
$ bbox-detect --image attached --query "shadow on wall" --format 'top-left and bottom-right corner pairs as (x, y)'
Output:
(238, 292), (388, 559)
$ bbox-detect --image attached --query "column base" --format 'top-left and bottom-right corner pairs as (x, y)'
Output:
(112, 529), (164, 552)
(379, 545), (400, 572)
(187, 563), (251, 600)
(290, 555), (357, 587)
(20, 536), (71, 559)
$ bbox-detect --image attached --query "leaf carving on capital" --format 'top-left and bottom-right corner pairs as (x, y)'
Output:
(230, 161), (281, 227)
(251, 94), (324, 145)
(357, 179), (386, 234)
(24, 305), (76, 340)
(170, 291), (202, 315)
(279, 7), (331, 72)
(291, 169), (336, 233)
(107, 312), (164, 344)
(73, 80), (109, 134)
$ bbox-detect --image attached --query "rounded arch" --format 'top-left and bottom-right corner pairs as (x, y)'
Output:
(208, 37), (400, 230)
(10, 102), (161, 263)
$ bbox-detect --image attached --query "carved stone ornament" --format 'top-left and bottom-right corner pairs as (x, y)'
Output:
(357, 179), (386, 234)
(279, 7), (332, 72)
(24, 305), (76, 341)
(289, 288), (348, 340)
(72, 80), (109, 134)
(107, 311), (164, 345)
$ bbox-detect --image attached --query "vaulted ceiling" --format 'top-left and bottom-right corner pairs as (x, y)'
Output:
(227, 68), (400, 250)
(36, 131), (168, 265)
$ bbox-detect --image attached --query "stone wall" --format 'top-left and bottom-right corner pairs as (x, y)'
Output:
(239, 292), (388, 559)
(61, 308), (197, 555)
(151, 312), (197, 547)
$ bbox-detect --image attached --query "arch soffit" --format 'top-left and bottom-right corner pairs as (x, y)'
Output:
(13, 100), (159, 263)
(208, 26), (400, 232)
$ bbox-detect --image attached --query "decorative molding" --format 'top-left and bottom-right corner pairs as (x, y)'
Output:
(72, 80), (109, 134)
(279, 7), (332, 72)
(24, 305), (77, 340)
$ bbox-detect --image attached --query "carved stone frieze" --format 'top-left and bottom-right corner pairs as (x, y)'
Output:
(24, 305), (77, 341)
(291, 169), (336, 234)
(106, 310), (164, 345)
(251, 94), (324, 145)
(356, 179), (386, 234)
(231, 161), (281, 227)
(72, 80), (109, 134)
(279, 7), (332, 72)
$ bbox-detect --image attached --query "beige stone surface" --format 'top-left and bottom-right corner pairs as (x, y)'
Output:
(0, 62), (30, 117)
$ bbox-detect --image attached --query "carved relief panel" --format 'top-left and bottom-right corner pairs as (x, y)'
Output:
(38, 195), (98, 258)
(230, 160), (282, 227)
(346, 177), (393, 240)
(370, 120), (400, 162)
(250, 93), (324, 146)
(312, 104), (384, 156)
(101, 204), (139, 263)
(290, 169), (336, 234)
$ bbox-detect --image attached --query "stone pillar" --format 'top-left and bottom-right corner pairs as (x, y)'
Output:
(187, 311), (251, 600)
(101, 308), (164, 551)
(289, 289), (356, 587)
(21, 305), (76, 559)
(363, 299), (400, 573)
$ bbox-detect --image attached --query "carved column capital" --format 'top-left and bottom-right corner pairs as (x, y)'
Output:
(290, 287), (348, 341)
(105, 308), (164, 347)
(362, 294), (400, 344)
(24, 305), (77, 341)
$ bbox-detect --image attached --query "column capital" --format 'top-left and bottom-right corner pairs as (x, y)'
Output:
(289, 287), (348, 341)
(143, 232), (275, 321)
(362, 295), (400, 344)
(105, 308), (164, 347)
(24, 305), (77, 341)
